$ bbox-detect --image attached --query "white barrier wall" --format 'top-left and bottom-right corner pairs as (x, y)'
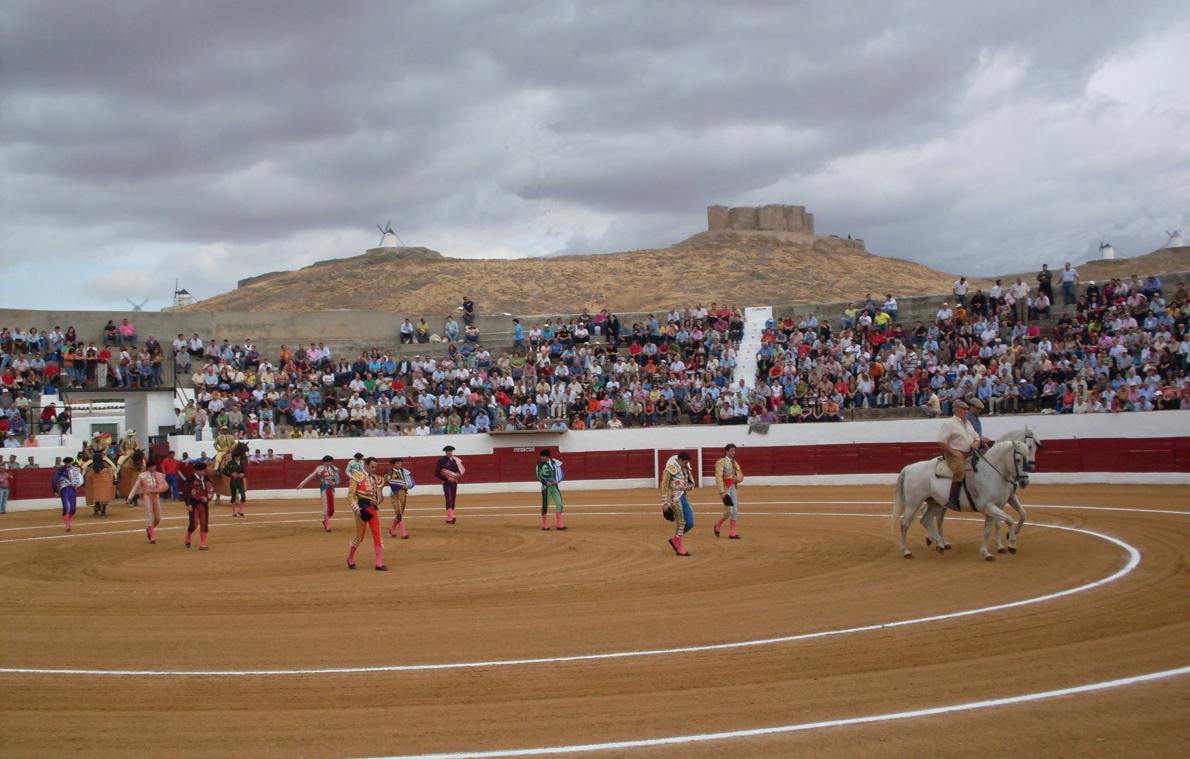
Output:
(6, 411), (1186, 511)
(167, 410), (1190, 460)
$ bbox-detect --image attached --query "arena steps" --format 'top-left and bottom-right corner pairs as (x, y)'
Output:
(734, 306), (771, 389)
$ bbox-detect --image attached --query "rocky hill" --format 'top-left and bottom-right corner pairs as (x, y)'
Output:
(183, 235), (1188, 316)
(183, 233), (971, 315)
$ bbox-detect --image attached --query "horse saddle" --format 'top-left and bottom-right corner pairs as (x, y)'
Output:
(933, 456), (980, 479)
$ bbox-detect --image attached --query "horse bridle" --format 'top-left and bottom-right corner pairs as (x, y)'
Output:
(974, 442), (1030, 490)
(1022, 431), (1043, 472)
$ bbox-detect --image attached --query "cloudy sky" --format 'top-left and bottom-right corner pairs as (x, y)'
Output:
(2, 0), (1188, 311)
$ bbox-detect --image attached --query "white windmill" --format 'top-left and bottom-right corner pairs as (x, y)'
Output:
(1099, 242), (1116, 260)
(376, 221), (404, 248)
(173, 279), (195, 307)
(1164, 229), (1185, 249)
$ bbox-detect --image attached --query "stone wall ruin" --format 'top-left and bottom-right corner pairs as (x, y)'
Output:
(707, 204), (815, 234)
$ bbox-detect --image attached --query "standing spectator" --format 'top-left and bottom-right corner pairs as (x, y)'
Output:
(1059, 262), (1080, 305)
(1011, 278), (1029, 322)
(193, 405), (208, 441)
(177, 453), (195, 508)
(95, 345), (111, 387)
(161, 450), (180, 500)
(512, 319), (526, 351)
(461, 296), (476, 326)
(952, 277), (969, 309)
(1037, 264), (1054, 301)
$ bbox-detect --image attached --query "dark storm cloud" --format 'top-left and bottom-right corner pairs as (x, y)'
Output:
(1, 0), (1187, 309)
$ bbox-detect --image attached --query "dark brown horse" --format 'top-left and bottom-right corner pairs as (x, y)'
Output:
(212, 443), (250, 499)
(116, 450), (145, 501)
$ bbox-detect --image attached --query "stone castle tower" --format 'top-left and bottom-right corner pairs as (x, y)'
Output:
(707, 204), (815, 234)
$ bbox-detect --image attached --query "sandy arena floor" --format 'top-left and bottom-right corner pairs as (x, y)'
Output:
(0, 484), (1188, 758)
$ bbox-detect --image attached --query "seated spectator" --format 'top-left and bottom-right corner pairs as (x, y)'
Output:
(118, 318), (136, 346)
(102, 320), (118, 346)
(1034, 292), (1051, 318)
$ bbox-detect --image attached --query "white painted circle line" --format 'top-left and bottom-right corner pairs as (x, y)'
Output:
(353, 664), (1190, 759)
(0, 513), (1139, 677)
(2, 498), (1184, 537)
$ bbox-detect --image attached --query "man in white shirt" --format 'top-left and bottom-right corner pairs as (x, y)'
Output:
(952, 277), (970, 308)
(1059, 262), (1080, 305)
(937, 399), (980, 511)
(1010, 279), (1029, 322)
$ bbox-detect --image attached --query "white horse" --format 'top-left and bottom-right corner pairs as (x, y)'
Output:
(923, 427), (1043, 554)
(893, 440), (1033, 561)
(990, 427), (1043, 551)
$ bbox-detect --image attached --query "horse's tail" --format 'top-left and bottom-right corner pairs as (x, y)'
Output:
(891, 467), (907, 528)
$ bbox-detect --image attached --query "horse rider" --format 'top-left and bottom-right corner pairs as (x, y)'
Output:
(965, 397), (994, 447)
(115, 429), (141, 470)
(212, 425), (236, 471)
(937, 399), (981, 511)
(87, 432), (116, 470)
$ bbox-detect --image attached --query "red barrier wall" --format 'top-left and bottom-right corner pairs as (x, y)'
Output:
(8, 438), (1188, 500)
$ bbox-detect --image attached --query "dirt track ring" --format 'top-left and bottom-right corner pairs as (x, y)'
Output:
(2, 490), (1190, 756)
(0, 512), (1144, 676)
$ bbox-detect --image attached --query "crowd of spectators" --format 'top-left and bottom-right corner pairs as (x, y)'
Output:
(175, 304), (751, 440)
(4, 265), (1187, 446)
(0, 318), (168, 398)
(0, 317), (171, 445)
(752, 272), (1187, 422)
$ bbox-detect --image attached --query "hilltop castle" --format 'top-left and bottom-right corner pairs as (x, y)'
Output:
(707, 204), (815, 234)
